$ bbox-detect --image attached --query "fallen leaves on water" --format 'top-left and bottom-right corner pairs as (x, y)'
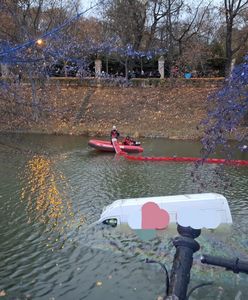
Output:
(95, 281), (103, 287)
(0, 290), (6, 297)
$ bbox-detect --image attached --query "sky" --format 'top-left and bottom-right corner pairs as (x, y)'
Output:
(80, 0), (98, 14)
(80, 0), (224, 16)
(79, 0), (102, 19)
(81, 0), (223, 8)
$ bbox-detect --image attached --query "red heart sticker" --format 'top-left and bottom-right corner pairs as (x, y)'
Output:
(141, 202), (170, 230)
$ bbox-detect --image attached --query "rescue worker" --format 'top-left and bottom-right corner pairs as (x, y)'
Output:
(123, 136), (133, 145)
(110, 125), (120, 142)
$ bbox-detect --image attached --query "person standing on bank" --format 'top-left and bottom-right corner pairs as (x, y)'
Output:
(110, 125), (120, 142)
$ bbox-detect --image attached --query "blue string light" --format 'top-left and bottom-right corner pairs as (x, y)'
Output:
(201, 55), (248, 154)
(0, 11), (167, 68)
(0, 13), (85, 58)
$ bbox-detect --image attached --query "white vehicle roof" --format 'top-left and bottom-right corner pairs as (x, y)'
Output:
(98, 193), (232, 230)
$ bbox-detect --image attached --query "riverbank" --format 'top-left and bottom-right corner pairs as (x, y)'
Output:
(0, 77), (225, 139)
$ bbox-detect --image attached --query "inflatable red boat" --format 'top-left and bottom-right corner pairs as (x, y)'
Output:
(88, 139), (143, 153)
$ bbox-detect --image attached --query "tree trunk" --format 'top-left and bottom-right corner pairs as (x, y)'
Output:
(225, 23), (233, 76)
(125, 57), (128, 80)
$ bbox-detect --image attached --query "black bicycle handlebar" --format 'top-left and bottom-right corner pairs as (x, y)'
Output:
(201, 254), (248, 274)
(164, 226), (248, 299)
(144, 225), (248, 299)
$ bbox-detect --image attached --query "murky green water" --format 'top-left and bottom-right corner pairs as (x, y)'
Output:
(0, 133), (248, 300)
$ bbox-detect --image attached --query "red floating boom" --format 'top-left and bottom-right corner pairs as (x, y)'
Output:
(122, 154), (248, 166)
(112, 138), (126, 155)
(108, 138), (248, 166)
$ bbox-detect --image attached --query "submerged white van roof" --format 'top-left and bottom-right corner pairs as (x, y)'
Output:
(98, 193), (232, 230)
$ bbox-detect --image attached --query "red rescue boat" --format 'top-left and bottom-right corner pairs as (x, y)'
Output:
(88, 139), (143, 153)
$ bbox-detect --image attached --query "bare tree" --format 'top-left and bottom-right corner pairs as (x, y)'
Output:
(168, 1), (211, 56)
(223, 0), (248, 74)
(147, 0), (211, 75)
(0, 0), (80, 43)
(0, 0), (83, 122)
(100, 0), (148, 50)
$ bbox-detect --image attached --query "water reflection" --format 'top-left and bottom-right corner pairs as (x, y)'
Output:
(20, 155), (85, 236)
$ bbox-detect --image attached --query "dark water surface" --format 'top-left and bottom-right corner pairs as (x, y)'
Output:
(0, 133), (248, 300)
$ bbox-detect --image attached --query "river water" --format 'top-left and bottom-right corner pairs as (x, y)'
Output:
(0, 133), (248, 300)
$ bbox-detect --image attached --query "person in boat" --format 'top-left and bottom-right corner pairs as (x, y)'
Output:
(123, 135), (141, 146)
(110, 125), (120, 142)
(123, 136), (134, 146)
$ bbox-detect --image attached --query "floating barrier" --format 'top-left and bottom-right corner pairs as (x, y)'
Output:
(110, 138), (248, 166)
(121, 154), (248, 166)
(112, 138), (125, 155)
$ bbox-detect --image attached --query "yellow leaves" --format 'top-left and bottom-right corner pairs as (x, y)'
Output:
(17, 154), (85, 252)
(20, 155), (77, 229)
(21, 190), (25, 199)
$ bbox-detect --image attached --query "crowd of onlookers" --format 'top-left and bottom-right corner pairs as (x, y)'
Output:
(95, 69), (161, 79)
(0, 62), (223, 81)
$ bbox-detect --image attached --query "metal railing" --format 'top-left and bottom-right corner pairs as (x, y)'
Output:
(146, 225), (248, 300)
